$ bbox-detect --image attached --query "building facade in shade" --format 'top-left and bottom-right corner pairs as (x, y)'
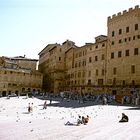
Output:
(0, 56), (43, 96)
(38, 40), (77, 93)
(38, 5), (140, 95)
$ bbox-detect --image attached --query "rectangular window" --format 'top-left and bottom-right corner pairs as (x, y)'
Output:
(75, 63), (77, 68)
(79, 52), (82, 57)
(88, 79), (91, 85)
(134, 48), (138, 55)
(119, 29), (122, 35)
(83, 51), (85, 56)
(118, 51), (122, 58)
(75, 72), (77, 78)
(102, 69), (104, 76)
(124, 38), (127, 42)
(95, 56), (98, 61)
(119, 39), (122, 43)
(135, 24), (138, 30)
(126, 26), (129, 33)
(132, 80), (135, 86)
(102, 43), (105, 47)
(89, 57), (92, 63)
(133, 36), (135, 40)
(101, 54), (105, 60)
(122, 80), (125, 86)
(113, 67), (117, 75)
(85, 61), (86, 66)
(111, 41), (114, 45)
(95, 45), (98, 49)
(59, 57), (61, 61)
(131, 65), (135, 74)
(112, 31), (115, 37)
(96, 69), (98, 76)
(111, 52), (114, 59)
(125, 50), (129, 56)
(82, 61), (85, 66)
(79, 62), (81, 67)
(84, 60), (86, 66)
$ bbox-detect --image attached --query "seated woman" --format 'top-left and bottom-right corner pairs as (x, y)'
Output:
(82, 115), (89, 125)
(119, 113), (129, 122)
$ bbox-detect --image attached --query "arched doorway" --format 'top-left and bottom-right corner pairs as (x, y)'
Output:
(2, 91), (6, 97)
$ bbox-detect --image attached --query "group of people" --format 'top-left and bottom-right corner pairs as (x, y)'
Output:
(28, 100), (48, 113)
(65, 113), (129, 126)
(28, 103), (34, 113)
(65, 115), (89, 126)
(27, 98), (129, 124)
(27, 99), (48, 114)
(77, 115), (89, 125)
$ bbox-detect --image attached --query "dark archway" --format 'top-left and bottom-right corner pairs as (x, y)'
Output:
(2, 91), (6, 97)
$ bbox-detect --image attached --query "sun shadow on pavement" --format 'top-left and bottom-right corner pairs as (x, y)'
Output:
(123, 107), (140, 110)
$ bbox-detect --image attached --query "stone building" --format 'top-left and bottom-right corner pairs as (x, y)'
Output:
(0, 56), (43, 96)
(85, 35), (107, 94)
(65, 35), (107, 94)
(65, 43), (87, 94)
(38, 5), (140, 96)
(38, 41), (77, 93)
(107, 5), (140, 95)
(39, 37), (107, 94)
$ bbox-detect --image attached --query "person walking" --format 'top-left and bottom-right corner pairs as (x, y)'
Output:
(43, 100), (47, 109)
(28, 103), (31, 113)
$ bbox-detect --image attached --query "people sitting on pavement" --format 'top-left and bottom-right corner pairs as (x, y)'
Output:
(119, 113), (129, 122)
(65, 115), (82, 126)
(77, 115), (83, 125)
(65, 115), (89, 126)
(82, 115), (89, 125)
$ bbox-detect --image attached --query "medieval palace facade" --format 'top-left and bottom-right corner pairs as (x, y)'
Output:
(39, 5), (140, 95)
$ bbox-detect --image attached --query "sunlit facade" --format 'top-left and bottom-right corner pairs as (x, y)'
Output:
(0, 56), (43, 96)
(38, 5), (140, 95)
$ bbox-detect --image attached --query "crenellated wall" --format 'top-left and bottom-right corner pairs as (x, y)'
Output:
(108, 5), (139, 22)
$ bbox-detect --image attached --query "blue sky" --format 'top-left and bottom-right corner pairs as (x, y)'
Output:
(0, 0), (139, 59)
